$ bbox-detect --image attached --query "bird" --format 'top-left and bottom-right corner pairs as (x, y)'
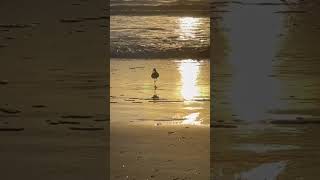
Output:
(151, 68), (159, 89)
(151, 68), (159, 79)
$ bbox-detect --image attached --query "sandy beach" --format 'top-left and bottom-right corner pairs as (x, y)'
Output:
(110, 1), (211, 179)
(111, 124), (209, 179)
(211, 0), (320, 179)
(0, 0), (108, 179)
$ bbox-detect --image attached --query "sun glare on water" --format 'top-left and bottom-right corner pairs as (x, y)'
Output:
(181, 112), (202, 125)
(178, 17), (200, 40)
(178, 59), (200, 101)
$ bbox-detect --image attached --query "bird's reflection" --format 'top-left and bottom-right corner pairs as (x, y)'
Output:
(152, 88), (159, 100)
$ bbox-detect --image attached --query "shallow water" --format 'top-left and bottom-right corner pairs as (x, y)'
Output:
(110, 59), (210, 126)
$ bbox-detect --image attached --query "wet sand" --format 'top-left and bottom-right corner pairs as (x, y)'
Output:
(0, 0), (108, 179)
(110, 59), (210, 125)
(110, 59), (210, 179)
(212, 0), (320, 179)
(111, 124), (209, 180)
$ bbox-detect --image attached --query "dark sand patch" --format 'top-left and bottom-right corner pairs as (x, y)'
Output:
(270, 119), (320, 125)
(210, 124), (237, 128)
(69, 127), (104, 131)
(60, 16), (107, 23)
(0, 128), (24, 131)
(233, 143), (300, 153)
(0, 44), (8, 48)
(81, 16), (108, 21)
(0, 24), (33, 28)
(74, 30), (85, 33)
(58, 120), (81, 125)
(270, 109), (320, 116)
(60, 19), (84, 23)
(0, 108), (21, 114)
(61, 115), (93, 119)
(94, 119), (108, 122)
(0, 80), (9, 85)
(275, 10), (306, 14)
(47, 122), (60, 125)
(32, 105), (47, 108)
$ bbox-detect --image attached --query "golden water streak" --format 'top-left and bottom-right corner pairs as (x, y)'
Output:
(179, 59), (200, 101)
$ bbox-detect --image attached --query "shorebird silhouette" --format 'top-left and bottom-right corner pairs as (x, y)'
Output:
(151, 68), (159, 89)
(151, 68), (160, 100)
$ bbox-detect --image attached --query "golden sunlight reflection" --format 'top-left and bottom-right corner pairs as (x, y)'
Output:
(181, 112), (201, 125)
(178, 17), (200, 40)
(178, 59), (200, 100)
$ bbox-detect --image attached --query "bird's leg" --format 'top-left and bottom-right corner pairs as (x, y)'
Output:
(154, 79), (157, 89)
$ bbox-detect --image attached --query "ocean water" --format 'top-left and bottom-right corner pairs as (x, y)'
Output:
(111, 16), (209, 58)
(110, 0), (210, 58)
(110, 0), (211, 16)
